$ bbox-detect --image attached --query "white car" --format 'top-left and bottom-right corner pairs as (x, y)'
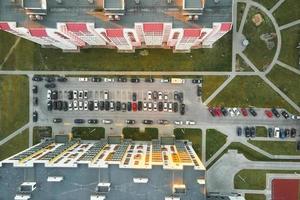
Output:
(79, 101), (83, 111)
(168, 102), (173, 112)
(104, 78), (114, 82)
(174, 120), (183, 125)
(153, 102), (157, 111)
(79, 77), (88, 82)
(73, 90), (78, 99)
(102, 119), (113, 124)
(78, 90), (83, 99)
(47, 90), (51, 100)
(227, 108), (235, 117)
(291, 115), (300, 120)
(163, 102), (168, 112)
(160, 79), (169, 83)
(94, 100), (99, 111)
(148, 102), (153, 111)
(232, 107), (240, 116)
(83, 90), (88, 99)
(185, 120), (196, 125)
(104, 90), (109, 100)
(164, 94), (168, 100)
(143, 102), (147, 111)
(84, 101), (88, 111)
(274, 127), (280, 138)
(68, 102), (73, 111)
(158, 92), (163, 100)
(147, 91), (152, 100)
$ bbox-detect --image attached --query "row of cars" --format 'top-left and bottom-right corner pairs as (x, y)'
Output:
(70, 119), (195, 125)
(236, 127), (297, 138)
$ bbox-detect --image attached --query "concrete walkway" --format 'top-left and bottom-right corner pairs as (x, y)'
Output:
(0, 38), (21, 69)
(269, 0), (285, 13)
(276, 60), (300, 75)
(279, 19), (300, 30)
(0, 123), (29, 146)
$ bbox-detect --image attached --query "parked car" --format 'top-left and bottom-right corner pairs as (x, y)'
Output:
(138, 101), (143, 111)
(104, 78), (114, 82)
(143, 120), (153, 124)
(32, 76), (43, 81)
(174, 120), (183, 125)
(88, 119), (98, 124)
(131, 78), (140, 83)
(117, 77), (127, 82)
(159, 92), (163, 100)
(57, 77), (67, 82)
(268, 128), (274, 137)
(110, 101), (115, 111)
(173, 102), (178, 112)
(281, 110), (289, 119)
(158, 102), (163, 112)
(78, 90), (83, 99)
(244, 127), (250, 137)
(221, 107), (228, 116)
(68, 102), (73, 111)
(180, 104), (185, 115)
(74, 119), (85, 124)
(33, 111), (38, 122)
(73, 90), (78, 99)
(241, 108), (248, 117)
(104, 101), (110, 111)
(168, 102), (173, 112)
(132, 92), (137, 101)
(157, 120), (169, 125)
(91, 77), (101, 82)
(53, 118), (62, 123)
(143, 102), (147, 111)
(63, 101), (68, 111)
(45, 76), (55, 82)
(116, 101), (121, 111)
(153, 91), (158, 100)
(33, 97), (38, 106)
(147, 91), (152, 100)
(73, 100), (78, 111)
(264, 110), (273, 118)
(94, 100), (99, 111)
(160, 79), (169, 83)
(291, 115), (300, 120)
(99, 101), (104, 111)
(271, 107), (280, 118)
(102, 119), (113, 124)
(291, 128), (296, 138)
(127, 102), (132, 111)
(45, 83), (56, 89)
(84, 101), (88, 111)
(79, 77), (88, 82)
(250, 127), (256, 137)
(68, 90), (73, 100)
(32, 85), (38, 94)
(145, 78), (154, 83)
(248, 108), (257, 117)
(192, 79), (202, 84)
(237, 127), (242, 136)
(126, 119), (135, 124)
(104, 90), (109, 100)
(232, 108), (240, 116)
(83, 90), (88, 99)
(88, 101), (94, 111)
(185, 120), (196, 125)
(227, 108), (235, 117)
(274, 127), (280, 138)
(121, 102), (127, 112)
(47, 101), (53, 111)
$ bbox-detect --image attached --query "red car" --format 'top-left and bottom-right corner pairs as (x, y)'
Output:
(265, 110), (273, 118)
(241, 108), (248, 117)
(214, 107), (222, 117)
(132, 102), (137, 112)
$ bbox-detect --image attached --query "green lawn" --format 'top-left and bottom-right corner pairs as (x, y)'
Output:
(234, 169), (300, 190)
(256, 126), (267, 137)
(174, 128), (202, 160)
(0, 129), (29, 161)
(267, 65), (300, 107)
(0, 31), (17, 64)
(237, 2), (247, 31)
(279, 25), (300, 68)
(243, 7), (277, 71)
(1, 32), (232, 71)
(252, 0), (279, 9)
(273, 0), (300, 26)
(206, 129), (228, 161)
(248, 140), (300, 155)
(33, 126), (52, 145)
(209, 76), (297, 113)
(123, 127), (158, 141)
(202, 76), (228, 101)
(245, 194), (266, 200)
(72, 127), (105, 140)
(0, 75), (29, 140)
(236, 54), (253, 72)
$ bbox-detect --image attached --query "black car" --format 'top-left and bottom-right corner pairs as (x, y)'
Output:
(178, 92), (184, 103)
(197, 85), (202, 97)
(145, 78), (154, 83)
(281, 110), (289, 119)
(180, 103), (185, 115)
(126, 119), (135, 124)
(99, 101), (105, 111)
(33, 97), (38, 106)
(88, 101), (94, 111)
(221, 107), (228, 116)
(121, 102), (127, 112)
(158, 102), (163, 112)
(153, 91), (158, 100)
(291, 128), (296, 138)
(74, 119), (85, 124)
(208, 107), (215, 117)
(143, 120), (153, 124)
(104, 101), (110, 111)
(57, 101), (63, 111)
(117, 77), (127, 82)
(68, 91), (73, 100)
(53, 118), (62, 123)
(51, 90), (58, 100)
(33, 111), (38, 122)
(268, 128), (274, 137)
(45, 83), (56, 89)
(271, 107), (280, 118)
(91, 77), (101, 82)
(250, 127), (256, 137)
(88, 119), (98, 124)
(32, 85), (38, 94)
(138, 101), (143, 111)
(244, 127), (250, 137)
(192, 79), (202, 84)
(237, 127), (242, 136)
(132, 92), (137, 101)
(32, 76), (43, 81)
(53, 101), (58, 110)
(63, 101), (68, 111)
(173, 102), (178, 112)
(248, 108), (257, 117)
(116, 101), (121, 111)
(127, 102), (132, 111)
(47, 101), (53, 111)
(57, 77), (67, 82)
(174, 91), (179, 101)
(131, 78), (140, 83)
(45, 76), (55, 82)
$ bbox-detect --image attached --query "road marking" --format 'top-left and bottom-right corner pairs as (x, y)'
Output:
(64, 123), (71, 126)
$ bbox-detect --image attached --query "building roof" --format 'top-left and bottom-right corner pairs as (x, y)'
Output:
(0, 22), (10, 30)
(220, 22), (232, 32)
(29, 29), (48, 37)
(143, 23), (164, 32)
(183, 29), (201, 37)
(106, 29), (124, 37)
(66, 23), (89, 32)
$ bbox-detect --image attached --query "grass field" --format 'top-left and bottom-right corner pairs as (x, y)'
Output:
(243, 7), (277, 71)
(234, 169), (300, 190)
(123, 127), (158, 141)
(206, 129), (227, 161)
(248, 140), (300, 155)
(202, 76), (228, 101)
(174, 128), (202, 159)
(267, 65), (300, 107)
(256, 126), (267, 137)
(72, 127), (105, 140)
(0, 129), (29, 161)
(245, 194), (266, 200)
(279, 25), (300, 68)
(237, 2), (247, 31)
(236, 54), (253, 72)
(1, 31), (232, 71)
(273, 0), (300, 26)
(209, 76), (297, 113)
(252, 0), (278, 9)
(0, 75), (29, 140)
(0, 31), (17, 64)
(33, 126), (52, 145)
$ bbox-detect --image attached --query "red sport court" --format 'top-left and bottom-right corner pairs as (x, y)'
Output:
(272, 179), (300, 200)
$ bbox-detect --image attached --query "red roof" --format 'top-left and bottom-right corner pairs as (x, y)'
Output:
(66, 23), (88, 32)
(143, 23), (164, 32)
(106, 29), (124, 37)
(272, 179), (300, 200)
(183, 29), (201, 37)
(220, 23), (232, 32)
(29, 29), (48, 37)
(0, 23), (11, 31)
